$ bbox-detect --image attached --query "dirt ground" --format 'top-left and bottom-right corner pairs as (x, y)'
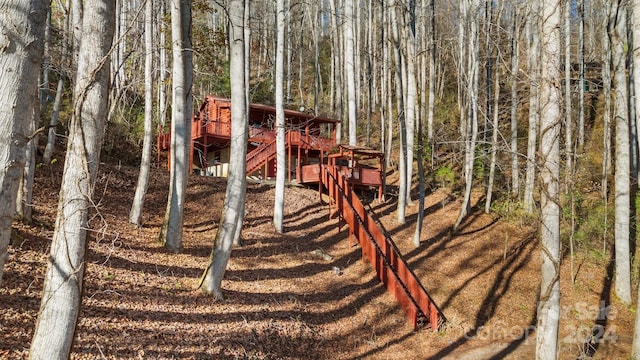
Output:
(0, 161), (634, 359)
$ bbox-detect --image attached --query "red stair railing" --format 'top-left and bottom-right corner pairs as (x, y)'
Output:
(246, 139), (278, 175)
(320, 164), (445, 330)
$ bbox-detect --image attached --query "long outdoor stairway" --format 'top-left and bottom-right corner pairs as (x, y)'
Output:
(320, 164), (446, 331)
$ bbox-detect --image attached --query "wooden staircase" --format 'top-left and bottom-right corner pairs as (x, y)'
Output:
(245, 138), (278, 175)
(320, 164), (445, 330)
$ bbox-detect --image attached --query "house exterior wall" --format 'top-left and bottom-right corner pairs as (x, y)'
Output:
(203, 147), (231, 177)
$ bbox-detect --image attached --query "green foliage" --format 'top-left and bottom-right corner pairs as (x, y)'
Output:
(102, 91), (145, 165)
(491, 197), (538, 225)
(580, 201), (608, 247)
(473, 156), (484, 180)
(191, 2), (231, 100)
(434, 166), (455, 188)
(560, 190), (613, 262)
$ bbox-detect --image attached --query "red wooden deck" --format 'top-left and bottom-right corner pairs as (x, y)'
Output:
(157, 96), (342, 182)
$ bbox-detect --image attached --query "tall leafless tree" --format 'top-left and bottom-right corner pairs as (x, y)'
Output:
(536, 1), (561, 358)
(30, 0), (114, 356)
(273, 0), (286, 233)
(611, 0), (632, 306)
(129, 0), (155, 227)
(200, 0), (249, 300)
(454, 0), (480, 230)
(159, 0), (193, 252)
(524, 2), (540, 213)
(0, 0), (48, 286)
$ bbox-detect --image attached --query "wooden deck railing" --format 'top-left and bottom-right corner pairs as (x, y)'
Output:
(246, 139), (278, 175)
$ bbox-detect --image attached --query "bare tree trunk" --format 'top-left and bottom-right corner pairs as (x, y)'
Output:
(366, 0), (373, 147)
(235, 0), (250, 247)
(200, 0), (248, 300)
(345, 0), (357, 145)
(286, 0), (292, 103)
(380, 0), (387, 154)
(564, 0), (573, 188)
(536, 2), (562, 358)
(311, 3), (321, 114)
(457, 3), (467, 136)
(602, 3), (612, 254)
(524, 2), (540, 213)
(454, 0), (480, 230)
(329, 0), (343, 139)
(114, 0), (127, 92)
(482, 0), (493, 194)
(427, 0), (435, 144)
(386, 49), (393, 168)
(159, 0), (192, 253)
(485, 1), (503, 213)
(383, 0), (393, 166)
(71, 0), (82, 64)
(633, 0), (640, 324)
(273, 0), (286, 233)
(30, 0), (113, 356)
(578, 0), (586, 153)
(405, 0), (417, 206)
(129, 0), (155, 227)
(0, 0), (47, 286)
(611, 0), (632, 306)
(389, 0), (407, 224)
(43, 0), (72, 164)
(510, 4), (520, 195)
(158, 0), (168, 130)
(40, 8), (51, 109)
(16, 94), (40, 225)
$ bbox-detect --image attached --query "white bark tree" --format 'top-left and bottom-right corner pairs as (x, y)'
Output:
(329, 0), (343, 144)
(389, 0), (407, 224)
(29, 0), (114, 356)
(524, 2), (540, 213)
(200, 0), (249, 300)
(510, 4), (520, 196)
(632, 9), (640, 354)
(535, 1), (561, 358)
(158, 0), (168, 130)
(564, 0), (573, 185)
(235, 0), (250, 247)
(16, 96), (39, 225)
(414, 0), (435, 246)
(43, 0), (72, 164)
(129, 0), (155, 227)
(454, 0), (480, 230)
(0, 0), (48, 286)
(427, 0), (436, 144)
(404, 0), (417, 206)
(485, 0), (503, 214)
(577, 0), (586, 153)
(611, 0), (632, 306)
(273, 0), (285, 233)
(344, 0), (357, 145)
(158, 0), (193, 252)
(602, 3), (612, 214)
(71, 0), (82, 63)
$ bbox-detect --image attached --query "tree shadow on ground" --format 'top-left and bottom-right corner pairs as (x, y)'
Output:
(582, 256), (615, 357)
(425, 232), (538, 359)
